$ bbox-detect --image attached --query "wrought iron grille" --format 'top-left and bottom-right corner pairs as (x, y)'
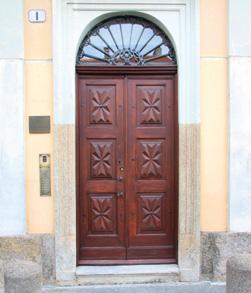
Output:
(77, 16), (177, 66)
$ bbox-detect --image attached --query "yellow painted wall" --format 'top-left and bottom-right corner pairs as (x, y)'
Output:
(24, 0), (54, 233)
(24, 0), (52, 59)
(200, 0), (228, 231)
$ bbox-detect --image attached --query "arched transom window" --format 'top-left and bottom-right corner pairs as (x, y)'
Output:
(77, 16), (177, 66)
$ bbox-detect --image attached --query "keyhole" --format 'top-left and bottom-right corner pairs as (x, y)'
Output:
(36, 12), (39, 21)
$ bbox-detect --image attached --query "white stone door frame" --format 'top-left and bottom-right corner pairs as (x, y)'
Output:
(53, 0), (200, 282)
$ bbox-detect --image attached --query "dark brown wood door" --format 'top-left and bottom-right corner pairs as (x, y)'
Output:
(127, 78), (176, 262)
(78, 78), (126, 262)
(78, 75), (177, 264)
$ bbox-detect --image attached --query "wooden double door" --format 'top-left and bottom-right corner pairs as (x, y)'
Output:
(77, 74), (177, 264)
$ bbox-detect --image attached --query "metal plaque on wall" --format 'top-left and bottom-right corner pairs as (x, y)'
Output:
(39, 154), (51, 196)
(29, 116), (50, 133)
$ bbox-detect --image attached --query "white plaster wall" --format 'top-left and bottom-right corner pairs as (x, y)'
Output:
(229, 0), (251, 57)
(0, 1), (24, 58)
(229, 0), (251, 231)
(0, 1), (25, 235)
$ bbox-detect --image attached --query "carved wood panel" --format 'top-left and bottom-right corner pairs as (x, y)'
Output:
(90, 140), (115, 179)
(137, 87), (163, 125)
(138, 193), (164, 233)
(88, 86), (115, 125)
(137, 140), (164, 179)
(89, 194), (116, 234)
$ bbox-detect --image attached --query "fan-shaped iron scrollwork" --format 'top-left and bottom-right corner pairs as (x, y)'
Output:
(77, 16), (176, 66)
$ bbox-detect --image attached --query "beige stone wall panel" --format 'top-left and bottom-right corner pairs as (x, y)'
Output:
(0, 234), (55, 286)
(179, 124), (200, 281)
(201, 232), (251, 281)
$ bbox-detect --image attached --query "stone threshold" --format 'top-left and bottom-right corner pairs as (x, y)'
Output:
(75, 264), (180, 285)
(43, 282), (225, 293)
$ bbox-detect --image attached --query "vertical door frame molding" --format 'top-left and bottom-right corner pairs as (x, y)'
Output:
(53, 0), (200, 282)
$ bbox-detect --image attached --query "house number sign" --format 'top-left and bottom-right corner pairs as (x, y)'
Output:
(28, 10), (46, 23)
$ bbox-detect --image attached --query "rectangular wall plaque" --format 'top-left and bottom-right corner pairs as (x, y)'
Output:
(39, 154), (51, 196)
(29, 116), (50, 133)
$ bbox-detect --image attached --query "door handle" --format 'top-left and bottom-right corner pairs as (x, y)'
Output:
(117, 176), (123, 182)
(117, 192), (124, 197)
